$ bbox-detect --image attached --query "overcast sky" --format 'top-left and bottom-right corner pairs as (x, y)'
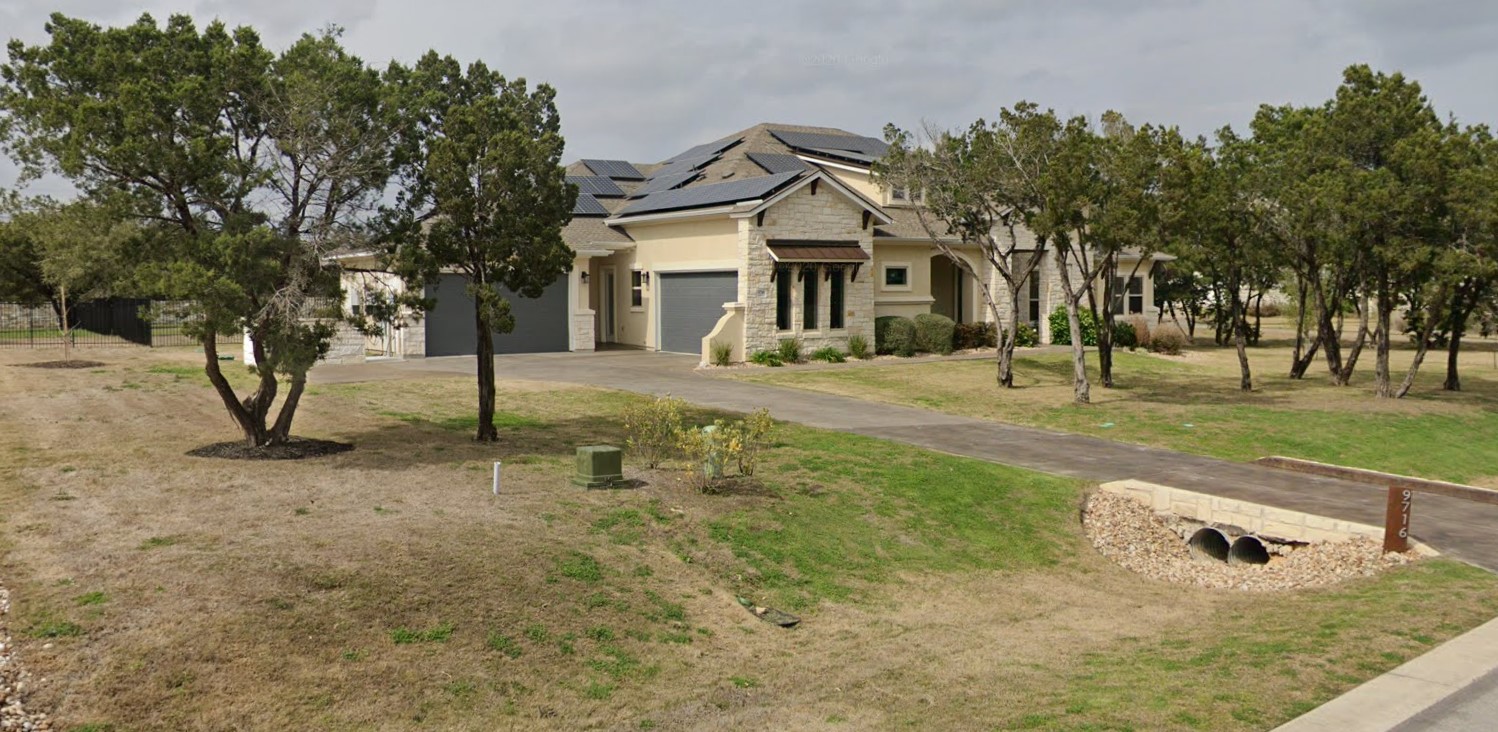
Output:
(3, 0), (1496, 197)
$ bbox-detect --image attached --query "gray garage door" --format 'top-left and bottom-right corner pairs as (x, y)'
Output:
(424, 273), (569, 356)
(658, 271), (738, 355)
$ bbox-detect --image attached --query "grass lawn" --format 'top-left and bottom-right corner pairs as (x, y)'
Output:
(1, 348), (1496, 730)
(734, 329), (1498, 485)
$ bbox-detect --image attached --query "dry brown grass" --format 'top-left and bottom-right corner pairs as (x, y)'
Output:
(0, 347), (1495, 731)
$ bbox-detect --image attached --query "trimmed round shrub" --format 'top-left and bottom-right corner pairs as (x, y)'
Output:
(1149, 327), (1187, 355)
(913, 313), (956, 355)
(1014, 322), (1039, 348)
(1113, 321), (1138, 350)
(954, 321), (998, 350)
(875, 316), (917, 357)
(1048, 306), (1098, 346)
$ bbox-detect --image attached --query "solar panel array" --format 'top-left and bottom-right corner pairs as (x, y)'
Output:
(662, 136), (743, 164)
(582, 159), (645, 180)
(629, 170), (700, 198)
(572, 194), (610, 217)
(747, 152), (811, 175)
(617, 171), (803, 217)
(768, 130), (888, 158)
(567, 175), (626, 198)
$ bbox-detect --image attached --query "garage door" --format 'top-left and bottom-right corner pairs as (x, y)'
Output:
(424, 273), (569, 356)
(658, 271), (738, 355)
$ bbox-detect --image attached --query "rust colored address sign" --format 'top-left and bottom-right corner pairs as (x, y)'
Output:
(1384, 487), (1413, 553)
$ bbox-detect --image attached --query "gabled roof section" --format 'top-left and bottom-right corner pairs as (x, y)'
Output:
(733, 169), (892, 226)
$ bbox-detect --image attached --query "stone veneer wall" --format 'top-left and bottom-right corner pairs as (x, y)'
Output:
(739, 184), (876, 355)
(1100, 479), (1439, 554)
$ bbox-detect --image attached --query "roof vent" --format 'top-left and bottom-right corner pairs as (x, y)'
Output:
(721, 171), (734, 179)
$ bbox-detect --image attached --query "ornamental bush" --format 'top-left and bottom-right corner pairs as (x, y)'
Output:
(954, 321), (997, 350)
(875, 316), (917, 357)
(1048, 306), (1098, 346)
(622, 395), (685, 468)
(1014, 322), (1039, 348)
(913, 313), (955, 355)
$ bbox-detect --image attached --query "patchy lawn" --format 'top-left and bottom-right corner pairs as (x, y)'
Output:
(1, 348), (1496, 731)
(734, 332), (1498, 485)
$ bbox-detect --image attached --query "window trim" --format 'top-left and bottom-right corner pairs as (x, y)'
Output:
(881, 262), (912, 292)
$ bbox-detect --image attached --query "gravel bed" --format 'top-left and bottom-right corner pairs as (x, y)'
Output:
(0, 587), (52, 731)
(1083, 491), (1416, 592)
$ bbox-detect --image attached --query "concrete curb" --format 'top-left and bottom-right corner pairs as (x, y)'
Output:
(1272, 613), (1498, 731)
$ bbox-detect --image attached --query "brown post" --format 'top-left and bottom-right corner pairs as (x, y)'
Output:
(1383, 486), (1412, 553)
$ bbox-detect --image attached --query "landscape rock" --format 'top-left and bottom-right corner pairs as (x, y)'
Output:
(0, 587), (52, 732)
(1083, 490), (1414, 592)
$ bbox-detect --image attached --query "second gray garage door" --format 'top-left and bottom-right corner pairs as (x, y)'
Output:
(658, 271), (738, 355)
(424, 273), (569, 357)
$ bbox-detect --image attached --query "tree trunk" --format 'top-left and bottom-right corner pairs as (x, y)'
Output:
(1372, 291), (1395, 398)
(202, 331), (270, 447)
(1289, 279), (1315, 379)
(1095, 255), (1116, 389)
(997, 286), (1021, 388)
(1066, 300), (1090, 404)
(1444, 327), (1463, 392)
(1231, 288), (1252, 392)
(474, 308), (499, 443)
(269, 371), (307, 443)
(1337, 303), (1370, 387)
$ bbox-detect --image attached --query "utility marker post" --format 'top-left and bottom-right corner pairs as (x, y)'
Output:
(492, 461), (503, 495)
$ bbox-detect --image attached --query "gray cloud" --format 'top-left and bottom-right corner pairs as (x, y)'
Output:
(2, 0), (1496, 196)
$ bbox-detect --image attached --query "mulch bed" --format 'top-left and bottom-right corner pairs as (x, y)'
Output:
(187, 438), (355, 461)
(15, 360), (106, 369)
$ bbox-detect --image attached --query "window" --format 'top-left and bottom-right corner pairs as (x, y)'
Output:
(630, 270), (644, 309)
(803, 266), (818, 330)
(891, 187), (908, 202)
(884, 265), (909, 288)
(1111, 276), (1145, 315)
(829, 268), (845, 329)
(1028, 275), (1041, 324)
(775, 268), (792, 331)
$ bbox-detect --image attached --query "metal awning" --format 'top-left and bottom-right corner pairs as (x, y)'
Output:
(766, 240), (869, 263)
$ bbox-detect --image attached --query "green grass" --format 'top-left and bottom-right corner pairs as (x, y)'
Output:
(389, 623), (455, 644)
(74, 591), (108, 606)
(137, 535), (181, 551)
(740, 349), (1498, 484)
(710, 425), (1078, 611)
(486, 631), (523, 659)
(380, 409), (542, 433)
(557, 551), (605, 583)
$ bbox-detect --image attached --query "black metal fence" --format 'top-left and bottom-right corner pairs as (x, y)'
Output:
(0, 299), (202, 348)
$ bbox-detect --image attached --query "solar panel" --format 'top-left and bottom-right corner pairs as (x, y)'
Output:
(662, 136), (743, 164)
(617, 171), (803, 217)
(581, 159), (645, 180)
(648, 153), (719, 179)
(572, 193), (610, 216)
(629, 170), (700, 198)
(769, 130), (887, 157)
(805, 147), (878, 164)
(567, 175), (625, 197)
(747, 152), (811, 175)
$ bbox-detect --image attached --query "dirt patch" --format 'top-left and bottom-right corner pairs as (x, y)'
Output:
(15, 360), (106, 369)
(185, 437), (355, 460)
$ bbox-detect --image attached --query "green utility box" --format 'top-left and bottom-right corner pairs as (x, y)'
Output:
(573, 445), (624, 488)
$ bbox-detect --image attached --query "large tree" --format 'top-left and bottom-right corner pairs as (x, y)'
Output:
(2, 15), (394, 446)
(876, 104), (1056, 388)
(382, 53), (575, 442)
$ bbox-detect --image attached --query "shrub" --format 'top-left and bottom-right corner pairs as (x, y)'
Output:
(913, 313), (956, 355)
(809, 346), (846, 363)
(954, 321), (997, 350)
(749, 350), (783, 367)
(1257, 301), (1283, 318)
(847, 334), (872, 360)
(1113, 321), (1138, 350)
(675, 409), (776, 488)
(1048, 306), (1098, 346)
(1014, 322), (1039, 348)
(1126, 316), (1152, 350)
(622, 396), (685, 469)
(776, 338), (803, 365)
(1150, 327), (1187, 355)
(710, 341), (733, 367)
(876, 316), (917, 357)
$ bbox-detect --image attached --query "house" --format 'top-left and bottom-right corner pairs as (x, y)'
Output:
(311, 122), (1166, 365)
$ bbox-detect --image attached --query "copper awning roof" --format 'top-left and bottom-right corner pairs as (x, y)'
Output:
(766, 240), (869, 263)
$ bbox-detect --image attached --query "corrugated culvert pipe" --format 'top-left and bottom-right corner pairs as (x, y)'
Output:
(1188, 528), (1231, 563)
(1229, 536), (1271, 565)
